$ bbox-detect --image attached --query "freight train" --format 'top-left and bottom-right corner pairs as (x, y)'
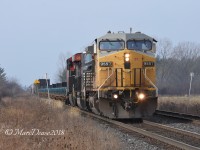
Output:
(36, 30), (158, 119)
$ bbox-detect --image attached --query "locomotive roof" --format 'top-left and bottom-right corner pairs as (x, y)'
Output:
(97, 31), (157, 42)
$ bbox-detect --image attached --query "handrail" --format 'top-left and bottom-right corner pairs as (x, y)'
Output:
(143, 68), (158, 97)
(98, 68), (114, 99)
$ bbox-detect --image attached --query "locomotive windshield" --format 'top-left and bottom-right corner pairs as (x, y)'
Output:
(99, 40), (125, 50)
(84, 53), (93, 63)
(127, 40), (152, 51)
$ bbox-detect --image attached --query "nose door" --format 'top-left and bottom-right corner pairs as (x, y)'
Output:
(134, 68), (142, 87)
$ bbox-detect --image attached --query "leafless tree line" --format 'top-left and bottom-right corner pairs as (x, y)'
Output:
(156, 39), (200, 95)
(0, 66), (23, 99)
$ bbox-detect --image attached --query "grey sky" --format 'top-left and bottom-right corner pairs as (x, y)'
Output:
(0, 0), (199, 86)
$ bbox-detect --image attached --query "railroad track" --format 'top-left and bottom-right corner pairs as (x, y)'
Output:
(155, 110), (200, 125)
(143, 120), (200, 140)
(75, 108), (200, 150)
(140, 120), (200, 148)
(44, 99), (200, 149)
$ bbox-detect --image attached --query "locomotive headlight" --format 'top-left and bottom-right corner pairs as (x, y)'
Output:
(138, 93), (145, 100)
(113, 94), (118, 99)
(125, 53), (130, 58)
(125, 57), (130, 62)
(124, 53), (130, 69)
(125, 53), (130, 62)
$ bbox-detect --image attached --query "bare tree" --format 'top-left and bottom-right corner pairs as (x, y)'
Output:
(0, 66), (6, 84)
(157, 41), (200, 95)
(56, 52), (72, 83)
(0, 66), (24, 98)
(170, 42), (200, 95)
(172, 42), (200, 60)
(0, 66), (7, 99)
(157, 38), (173, 59)
(156, 39), (174, 93)
(6, 78), (24, 97)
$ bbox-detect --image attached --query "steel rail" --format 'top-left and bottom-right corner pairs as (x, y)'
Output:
(155, 110), (200, 125)
(80, 109), (200, 150)
(143, 120), (200, 140)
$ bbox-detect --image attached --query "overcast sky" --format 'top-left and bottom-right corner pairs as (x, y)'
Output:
(0, 0), (200, 86)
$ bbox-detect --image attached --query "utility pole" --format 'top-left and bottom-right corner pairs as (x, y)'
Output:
(46, 73), (50, 99)
(189, 72), (194, 96)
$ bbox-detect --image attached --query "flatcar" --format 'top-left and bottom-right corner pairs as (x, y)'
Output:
(37, 30), (158, 119)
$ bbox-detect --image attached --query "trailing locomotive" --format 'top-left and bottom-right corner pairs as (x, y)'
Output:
(66, 31), (158, 119)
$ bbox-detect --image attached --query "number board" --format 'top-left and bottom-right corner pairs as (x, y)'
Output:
(99, 62), (113, 67)
(143, 61), (155, 67)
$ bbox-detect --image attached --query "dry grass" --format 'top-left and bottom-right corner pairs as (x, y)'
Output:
(158, 96), (200, 116)
(0, 96), (121, 150)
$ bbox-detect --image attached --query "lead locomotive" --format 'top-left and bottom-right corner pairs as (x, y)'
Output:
(66, 31), (158, 118)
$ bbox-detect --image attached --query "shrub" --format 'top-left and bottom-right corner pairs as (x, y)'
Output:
(158, 96), (200, 116)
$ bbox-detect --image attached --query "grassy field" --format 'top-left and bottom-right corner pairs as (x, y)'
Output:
(0, 96), (121, 150)
(158, 96), (200, 116)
